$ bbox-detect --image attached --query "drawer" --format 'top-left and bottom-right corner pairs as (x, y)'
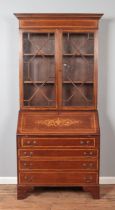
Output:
(19, 159), (98, 170)
(19, 137), (96, 148)
(19, 172), (98, 185)
(19, 149), (98, 158)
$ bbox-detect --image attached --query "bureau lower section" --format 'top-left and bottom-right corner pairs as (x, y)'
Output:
(17, 136), (100, 199)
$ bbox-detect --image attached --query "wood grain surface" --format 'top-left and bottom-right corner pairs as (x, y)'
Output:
(17, 111), (100, 135)
(15, 13), (102, 199)
(0, 185), (115, 210)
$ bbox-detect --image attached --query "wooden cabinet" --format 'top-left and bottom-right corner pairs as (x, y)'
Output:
(15, 13), (103, 199)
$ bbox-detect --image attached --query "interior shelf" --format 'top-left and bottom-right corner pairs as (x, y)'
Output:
(23, 53), (54, 57)
(24, 80), (93, 84)
(23, 53), (94, 57)
(24, 81), (55, 84)
(63, 53), (94, 57)
(63, 81), (93, 84)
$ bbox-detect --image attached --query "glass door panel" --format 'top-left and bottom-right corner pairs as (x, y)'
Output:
(23, 32), (56, 107)
(62, 32), (94, 107)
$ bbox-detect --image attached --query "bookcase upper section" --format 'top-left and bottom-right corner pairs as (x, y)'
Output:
(15, 13), (103, 110)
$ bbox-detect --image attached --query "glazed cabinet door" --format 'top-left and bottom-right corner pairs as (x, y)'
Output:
(62, 31), (96, 110)
(21, 31), (57, 109)
(20, 30), (97, 110)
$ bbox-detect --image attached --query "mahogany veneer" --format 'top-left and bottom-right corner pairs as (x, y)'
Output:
(15, 13), (103, 199)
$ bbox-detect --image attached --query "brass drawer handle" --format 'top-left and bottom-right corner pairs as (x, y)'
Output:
(80, 140), (92, 146)
(86, 141), (91, 145)
(85, 176), (92, 180)
(23, 151), (27, 156)
(82, 163), (87, 167)
(24, 176), (33, 182)
(89, 151), (94, 156)
(27, 140), (31, 145)
(83, 151), (95, 156)
(23, 162), (27, 166)
(80, 140), (85, 145)
(82, 163), (94, 168)
(83, 152), (87, 156)
(84, 176), (93, 183)
(33, 140), (37, 145)
(22, 151), (34, 157)
(85, 179), (92, 183)
(23, 162), (32, 168)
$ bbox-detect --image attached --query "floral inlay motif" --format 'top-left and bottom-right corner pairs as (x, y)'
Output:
(36, 117), (80, 127)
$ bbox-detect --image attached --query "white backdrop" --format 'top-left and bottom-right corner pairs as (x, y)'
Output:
(0, 0), (115, 178)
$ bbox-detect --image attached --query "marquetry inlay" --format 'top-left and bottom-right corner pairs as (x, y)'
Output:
(36, 117), (80, 128)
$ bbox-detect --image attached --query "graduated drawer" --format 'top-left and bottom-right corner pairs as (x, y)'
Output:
(19, 149), (98, 158)
(19, 171), (98, 185)
(19, 159), (98, 170)
(20, 137), (96, 148)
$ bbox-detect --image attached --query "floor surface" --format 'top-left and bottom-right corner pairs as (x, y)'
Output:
(0, 185), (115, 210)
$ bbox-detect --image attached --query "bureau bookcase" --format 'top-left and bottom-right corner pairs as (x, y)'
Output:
(15, 13), (103, 199)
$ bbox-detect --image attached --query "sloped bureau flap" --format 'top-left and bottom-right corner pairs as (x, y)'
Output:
(17, 111), (100, 135)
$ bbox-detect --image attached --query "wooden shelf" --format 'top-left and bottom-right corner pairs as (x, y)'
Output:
(63, 81), (93, 84)
(23, 53), (94, 57)
(24, 80), (93, 84)
(63, 53), (94, 57)
(24, 81), (55, 84)
(24, 53), (54, 57)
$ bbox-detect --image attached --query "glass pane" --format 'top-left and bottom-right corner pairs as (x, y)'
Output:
(23, 33), (56, 107)
(62, 32), (94, 107)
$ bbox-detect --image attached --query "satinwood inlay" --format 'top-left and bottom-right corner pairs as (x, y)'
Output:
(15, 13), (102, 199)
(36, 117), (80, 127)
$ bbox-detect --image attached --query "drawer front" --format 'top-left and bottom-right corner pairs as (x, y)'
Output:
(20, 137), (96, 148)
(19, 172), (98, 185)
(19, 149), (98, 158)
(19, 160), (98, 170)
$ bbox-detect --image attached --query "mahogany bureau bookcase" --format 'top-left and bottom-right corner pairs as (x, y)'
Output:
(15, 13), (103, 199)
